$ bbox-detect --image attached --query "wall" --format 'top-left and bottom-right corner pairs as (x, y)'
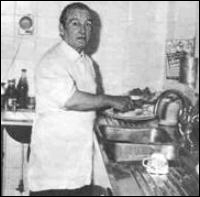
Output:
(167, 1), (198, 39)
(166, 1), (199, 93)
(1, 1), (199, 95)
(1, 1), (62, 96)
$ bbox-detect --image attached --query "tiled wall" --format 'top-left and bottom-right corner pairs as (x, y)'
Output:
(1, 1), (199, 95)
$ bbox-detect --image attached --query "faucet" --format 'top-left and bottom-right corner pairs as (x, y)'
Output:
(154, 89), (196, 151)
(154, 89), (192, 122)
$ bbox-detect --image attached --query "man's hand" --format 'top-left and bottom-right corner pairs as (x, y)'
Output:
(65, 90), (135, 112)
(110, 96), (135, 112)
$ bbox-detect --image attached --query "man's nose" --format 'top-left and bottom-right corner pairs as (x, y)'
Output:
(79, 24), (86, 34)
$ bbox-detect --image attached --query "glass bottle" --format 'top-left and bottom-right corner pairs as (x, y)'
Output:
(5, 79), (18, 111)
(1, 82), (6, 110)
(17, 69), (29, 109)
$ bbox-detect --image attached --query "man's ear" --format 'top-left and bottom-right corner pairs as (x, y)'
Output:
(59, 24), (65, 37)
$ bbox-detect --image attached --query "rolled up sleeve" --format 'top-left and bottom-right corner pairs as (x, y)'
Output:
(35, 58), (77, 111)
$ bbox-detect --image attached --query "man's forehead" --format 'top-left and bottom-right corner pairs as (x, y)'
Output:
(66, 8), (92, 21)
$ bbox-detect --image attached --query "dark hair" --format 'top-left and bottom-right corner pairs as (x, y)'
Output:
(60, 2), (91, 27)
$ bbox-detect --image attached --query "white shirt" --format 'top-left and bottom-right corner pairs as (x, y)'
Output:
(28, 41), (97, 191)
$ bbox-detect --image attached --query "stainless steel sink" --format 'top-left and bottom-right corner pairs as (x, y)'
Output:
(104, 141), (178, 162)
(99, 125), (179, 162)
(99, 125), (173, 144)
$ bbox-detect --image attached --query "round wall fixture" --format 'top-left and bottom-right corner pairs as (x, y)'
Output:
(19, 16), (33, 30)
(18, 15), (34, 35)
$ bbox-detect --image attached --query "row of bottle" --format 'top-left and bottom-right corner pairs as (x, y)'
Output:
(1, 69), (29, 111)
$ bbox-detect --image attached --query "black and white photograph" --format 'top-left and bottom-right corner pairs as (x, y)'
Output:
(1, 1), (199, 196)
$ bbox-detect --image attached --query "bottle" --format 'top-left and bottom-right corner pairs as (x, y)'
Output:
(17, 69), (29, 109)
(1, 82), (6, 110)
(5, 79), (18, 111)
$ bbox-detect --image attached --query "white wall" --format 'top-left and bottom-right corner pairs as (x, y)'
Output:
(1, 1), (199, 95)
(167, 1), (198, 39)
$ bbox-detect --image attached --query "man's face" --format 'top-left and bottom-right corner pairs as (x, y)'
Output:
(61, 8), (92, 53)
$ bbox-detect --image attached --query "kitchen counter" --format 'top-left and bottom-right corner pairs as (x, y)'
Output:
(1, 120), (33, 127)
(100, 149), (199, 196)
(1, 110), (34, 127)
(96, 120), (199, 196)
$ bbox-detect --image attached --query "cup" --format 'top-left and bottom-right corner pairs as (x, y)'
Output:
(142, 153), (169, 175)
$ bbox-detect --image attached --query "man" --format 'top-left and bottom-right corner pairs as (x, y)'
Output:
(29, 3), (134, 196)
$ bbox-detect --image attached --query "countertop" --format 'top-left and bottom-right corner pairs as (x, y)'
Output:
(1, 110), (34, 127)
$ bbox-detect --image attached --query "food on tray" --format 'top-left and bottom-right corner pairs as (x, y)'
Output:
(104, 107), (155, 121)
(103, 87), (159, 120)
(117, 109), (152, 117)
(129, 87), (157, 102)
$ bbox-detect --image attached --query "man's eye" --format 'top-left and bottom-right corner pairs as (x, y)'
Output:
(72, 21), (79, 26)
(86, 21), (92, 27)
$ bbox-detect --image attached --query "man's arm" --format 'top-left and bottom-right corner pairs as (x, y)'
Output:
(64, 90), (134, 112)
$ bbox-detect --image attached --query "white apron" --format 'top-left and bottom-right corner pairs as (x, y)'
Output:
(28, 41), (97, 191)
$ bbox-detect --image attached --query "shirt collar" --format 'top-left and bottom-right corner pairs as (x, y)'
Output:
(60, 41), (85, 62)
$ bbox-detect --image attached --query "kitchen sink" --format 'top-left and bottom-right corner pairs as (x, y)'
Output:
(99, 125), (174, 144)
(98, 125), (179, 162)
(104, 141), (178, 162)
(1, 110), (34, 144)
